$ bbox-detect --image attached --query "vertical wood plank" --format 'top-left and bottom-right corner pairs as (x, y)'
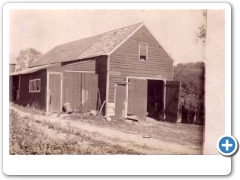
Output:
(73, 72), (78, 110)
(82, 73), (86, 112)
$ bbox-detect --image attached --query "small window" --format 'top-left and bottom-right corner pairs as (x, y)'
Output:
(139, 43), (148, 61)
(29, 79), (41, 93)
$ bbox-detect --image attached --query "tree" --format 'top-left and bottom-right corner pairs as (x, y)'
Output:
(196, 10), (207, 44)
(174, 62), (205, 124)
(16, 48), (42, 71)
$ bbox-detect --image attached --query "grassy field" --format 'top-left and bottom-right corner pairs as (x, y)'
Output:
(9, 109), (138, 155)
(9, 103), (204, 155)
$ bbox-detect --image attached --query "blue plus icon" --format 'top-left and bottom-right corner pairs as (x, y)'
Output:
(217, 135), (238, 156)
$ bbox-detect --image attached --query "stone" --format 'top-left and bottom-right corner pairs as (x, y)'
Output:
(105, 116), (112, 122)
(90, 110), (98, 116)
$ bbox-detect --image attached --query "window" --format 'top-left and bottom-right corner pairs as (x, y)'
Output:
(29, 79), (41, 92)
(139, 43), (148, 61)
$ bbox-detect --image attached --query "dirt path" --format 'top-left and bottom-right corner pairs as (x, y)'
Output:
(10, 106), (202, 155)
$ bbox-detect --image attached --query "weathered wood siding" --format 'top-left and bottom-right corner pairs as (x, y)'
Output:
(128, 78), (148, 121)
(19, 69), (47, 110)
(48, 56), (108, 114)
(48, 60), (95, 72)
(109, 25), (174, 104)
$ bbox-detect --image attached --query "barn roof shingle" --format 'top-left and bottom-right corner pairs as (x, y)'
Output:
(31, 22), (143, 67)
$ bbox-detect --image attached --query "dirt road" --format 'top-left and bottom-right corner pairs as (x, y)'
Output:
(10, 106), (203, 155)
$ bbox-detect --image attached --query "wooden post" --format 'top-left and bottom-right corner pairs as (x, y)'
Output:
(163, 79), (167, 120)
(125, 77), (129, 119)
(60, 73), (63, 112)
(46, 71), (49, 113)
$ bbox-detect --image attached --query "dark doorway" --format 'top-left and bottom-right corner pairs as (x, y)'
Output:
(10, 75), (20, 102)
(147, 80), (164, 120)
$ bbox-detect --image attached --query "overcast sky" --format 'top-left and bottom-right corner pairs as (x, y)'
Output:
(10, 9), (205, 64)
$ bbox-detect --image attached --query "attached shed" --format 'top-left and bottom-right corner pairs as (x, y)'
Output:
(9, 22), (180, 122)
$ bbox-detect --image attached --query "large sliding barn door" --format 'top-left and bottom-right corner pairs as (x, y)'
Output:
(63, 72), (98, 112)
(48, 73), (62, 112)
(165, 81), (180, 123)
(128, 78), (148, 121)
(115, 84), (126, 119)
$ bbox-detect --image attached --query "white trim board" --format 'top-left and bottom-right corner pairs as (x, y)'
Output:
(46, 71), (63, 113)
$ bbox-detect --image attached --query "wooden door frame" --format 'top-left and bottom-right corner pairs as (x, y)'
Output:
(124, 76), (166, 119)
(46, 71), (63, 113)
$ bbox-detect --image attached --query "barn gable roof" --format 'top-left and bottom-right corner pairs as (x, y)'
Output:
(31, 22), (144, 67)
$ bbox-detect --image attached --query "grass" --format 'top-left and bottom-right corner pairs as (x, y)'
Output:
(10, 103), (203, 153)
(9, 109), (138, 155)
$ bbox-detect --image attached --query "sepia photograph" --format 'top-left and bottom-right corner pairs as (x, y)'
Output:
(8, 9), (214, 155)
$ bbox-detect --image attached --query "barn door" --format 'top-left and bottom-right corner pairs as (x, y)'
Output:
(115, 84), (126, 119)
(165, 81), (180, 123)
(128, 78), (147, 121)
(81, 73), (98, 112)
(48, 73), (62, 112)
(63, 72), (98, 112)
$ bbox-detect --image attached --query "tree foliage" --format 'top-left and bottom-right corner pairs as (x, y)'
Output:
(197, 24), (206, 43)
(16, 48), (42, 71)
(174, 62), (205, 111)
(196, 10), (207, 44)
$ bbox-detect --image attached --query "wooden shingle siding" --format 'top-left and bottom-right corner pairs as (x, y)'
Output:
(109, 25), (173, 103)
(19, 69), (47, 110)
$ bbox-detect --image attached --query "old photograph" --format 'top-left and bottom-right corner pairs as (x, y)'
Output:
(9, 9), (208, 155)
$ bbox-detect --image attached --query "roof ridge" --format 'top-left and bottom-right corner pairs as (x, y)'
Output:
(77, 22), (144, 59)
(105, 22), (143, 34)
(54, 32), (106, 49)
(31, 22), (145, 66)
(55, 22), (143, 48)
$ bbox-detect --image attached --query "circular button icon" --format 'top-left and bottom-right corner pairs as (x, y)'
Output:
(217, 135), (238, 156)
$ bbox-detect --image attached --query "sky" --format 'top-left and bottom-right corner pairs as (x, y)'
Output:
(9, 9), (206, 65)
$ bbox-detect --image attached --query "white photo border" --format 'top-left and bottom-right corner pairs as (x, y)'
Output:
(3, 3), (231, 175)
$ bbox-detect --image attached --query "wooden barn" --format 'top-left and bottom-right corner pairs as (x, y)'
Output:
(10, 22), (180, 122)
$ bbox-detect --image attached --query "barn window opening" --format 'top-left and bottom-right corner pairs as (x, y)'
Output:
(29, 79), (41, 93)
(139, 43), (148, 61)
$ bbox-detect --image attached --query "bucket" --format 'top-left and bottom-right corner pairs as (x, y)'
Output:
(63, 103), (73, 114)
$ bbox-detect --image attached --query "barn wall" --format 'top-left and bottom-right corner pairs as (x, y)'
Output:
(109, 25), (174, 104)
(106, 25), (174, 116)
(48, 56), (108, 114)
(48, 60), (96, 72)
(19, 69), (47, 111)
